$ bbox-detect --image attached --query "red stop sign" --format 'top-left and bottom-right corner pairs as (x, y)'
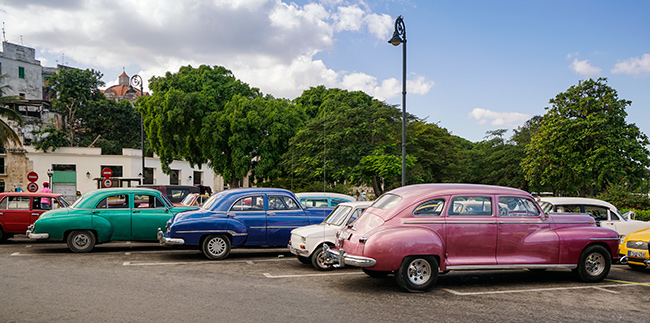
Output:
(102, 167), (113, 178)
(27, 171), (39, 182)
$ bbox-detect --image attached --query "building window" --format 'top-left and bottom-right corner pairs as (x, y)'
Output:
(0, 181), (4, 193)
(144, 167), (154, 184)
(19, 66), (25, 79)
(193, 171), (202, 185)
(99, 165), (122, 177)
(0, 157), (5, 174)
(170, 170), (179, 185)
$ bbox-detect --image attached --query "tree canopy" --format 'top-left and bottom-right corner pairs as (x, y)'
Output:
(522, 78), (650, 196)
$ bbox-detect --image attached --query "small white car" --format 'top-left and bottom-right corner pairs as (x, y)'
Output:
(288, 201), (372, 270)
(539, 197), (648, 237)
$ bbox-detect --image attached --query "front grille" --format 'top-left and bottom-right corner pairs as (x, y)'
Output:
(626, 240), (649, 250)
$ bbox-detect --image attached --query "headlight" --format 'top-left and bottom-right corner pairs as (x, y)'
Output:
(626, 240), (649, 250)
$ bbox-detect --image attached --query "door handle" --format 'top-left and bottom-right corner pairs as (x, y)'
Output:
(133, 210), (140, 213)
(267, 212), (275, 216)
(32, 213), (40, 216)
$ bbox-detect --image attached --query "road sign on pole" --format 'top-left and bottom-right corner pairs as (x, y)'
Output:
(27, 182), (39, 192)
(102, 178), (113, 188)
(27, 171), (39, 182)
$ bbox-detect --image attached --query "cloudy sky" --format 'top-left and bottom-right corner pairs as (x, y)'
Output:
(2, 0), (649, 142)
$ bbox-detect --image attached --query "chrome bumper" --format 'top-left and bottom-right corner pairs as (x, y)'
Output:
(619, 255), (650, 266)
(323, 244), (376, 268)
(26, 225), (49, 240)
(288, 244), (310, 257)
(157, 228), (185, 246)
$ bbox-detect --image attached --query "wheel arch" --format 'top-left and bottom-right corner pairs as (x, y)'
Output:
(363, 226), (445, 272)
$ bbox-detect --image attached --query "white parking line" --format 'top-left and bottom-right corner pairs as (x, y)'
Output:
(123, 258), (292, 266)
(443, 282), (645, 295)
(263, 272), (364, 278)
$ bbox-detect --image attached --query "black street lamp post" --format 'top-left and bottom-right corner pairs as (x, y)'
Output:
(130, 74), (145, 184)
(388, 15), (407, 187)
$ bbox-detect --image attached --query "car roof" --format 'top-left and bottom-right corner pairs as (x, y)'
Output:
(295, 192), (355, 200)
(539, 197), (618, 211)
(388, 183), (531, 200)
(0, 192), (62, 198)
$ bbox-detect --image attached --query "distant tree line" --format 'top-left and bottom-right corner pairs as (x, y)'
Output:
(33, 66), (650, 199)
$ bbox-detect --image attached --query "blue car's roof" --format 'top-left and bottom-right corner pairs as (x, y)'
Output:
(203, 188), (296, 212)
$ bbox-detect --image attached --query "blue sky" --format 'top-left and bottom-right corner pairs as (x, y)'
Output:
(2, 0), (648, 142)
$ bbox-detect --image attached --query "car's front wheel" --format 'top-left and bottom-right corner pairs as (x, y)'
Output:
(310, 245), (334, 271)
(202, 234), (231, 260)
(396, 256), (438, 292)
(575, 245), (611, 282)
(67, 230), (96, 253)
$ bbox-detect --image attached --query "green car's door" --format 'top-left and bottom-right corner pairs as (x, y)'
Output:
(93, 194), (132, 240)
(131, 194), (173, 240)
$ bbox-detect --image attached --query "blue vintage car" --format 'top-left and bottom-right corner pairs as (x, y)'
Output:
(157, 188), (331, 259)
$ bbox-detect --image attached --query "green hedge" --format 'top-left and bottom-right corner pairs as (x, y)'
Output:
(598, 188), (650, 211)
(620, 209), (650, 222)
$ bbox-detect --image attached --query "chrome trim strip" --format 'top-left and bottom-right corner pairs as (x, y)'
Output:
(405, 220), (594, 225)
(445, 221), (499, 224)
(446, 264), (577, 270)
(175, 230), (247, 236)
(590, 237), (620, 241)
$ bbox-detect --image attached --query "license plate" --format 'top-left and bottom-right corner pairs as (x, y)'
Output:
(628, 250), (646, 258)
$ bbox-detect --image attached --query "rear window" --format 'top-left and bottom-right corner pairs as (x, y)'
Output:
(372, 194), (401, 210)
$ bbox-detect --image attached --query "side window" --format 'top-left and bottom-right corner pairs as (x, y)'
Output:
(301, 198), (328, 208)
(134, 195), (165, 208)
(331, 199), (347, 207)
(231, 196), (264, 211)
(269, 196), (300, 210)
(0, 197), (7, 209)
(7, 196), (30, 210)
(584, 205), (609, 221)
(449, 196), (492, 216)
(498, 197), (540, 217)
(97, 195), (129, 209)
(413, 199), (445, 216)
(555, 205), (581, 213)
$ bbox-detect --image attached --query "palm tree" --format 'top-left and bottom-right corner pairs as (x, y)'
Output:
(0, 74), (24, 147)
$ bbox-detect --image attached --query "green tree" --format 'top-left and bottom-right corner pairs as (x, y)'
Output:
(46, 68), (105, 146)
(0, 74), (24, 147)
(31, 126), (68, 152)
(80, 99), (144, 155)
(522, 78), (650, 196)
(141, 65), (269, 187)
(286, 86), (411, 196)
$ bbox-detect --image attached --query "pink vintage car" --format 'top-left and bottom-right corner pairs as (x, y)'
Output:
(325, 184), (620, 292)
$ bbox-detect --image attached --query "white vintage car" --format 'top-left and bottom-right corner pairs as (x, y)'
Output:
(539, 197), (648, 238)
(288, 201), (372, 270)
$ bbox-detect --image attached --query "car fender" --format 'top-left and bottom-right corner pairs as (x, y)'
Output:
(34, 214), (95, 241)
(362, 226), (444, 272)
(170, 216), (248, 246)
(90, 215), (113, 243)
(554, 226), (619, 264)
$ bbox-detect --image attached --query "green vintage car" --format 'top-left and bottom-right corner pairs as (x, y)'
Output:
(27, 188), (197, 253)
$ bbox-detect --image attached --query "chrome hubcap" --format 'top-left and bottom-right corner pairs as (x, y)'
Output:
(316, 249), (331, 268)
(207, 238), (226, 256)
(585, 252), (605, 276)
(73, 234), (89, 248)
(407, 258), (431, 285)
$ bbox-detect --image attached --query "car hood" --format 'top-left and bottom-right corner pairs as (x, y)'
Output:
(292, 223), (339, 238)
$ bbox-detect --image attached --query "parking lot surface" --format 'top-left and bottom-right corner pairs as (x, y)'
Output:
(1, 236), (649, 322)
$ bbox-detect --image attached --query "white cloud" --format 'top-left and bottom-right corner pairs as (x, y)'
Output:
(611, 53), (650, 75)
(0, 0), (430, 100)
(569, 58), (602, 77)
(468, 108), (530, 127)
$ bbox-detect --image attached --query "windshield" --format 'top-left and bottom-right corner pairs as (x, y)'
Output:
(181, 193), (196, 205)
(323, 205), (353, 226)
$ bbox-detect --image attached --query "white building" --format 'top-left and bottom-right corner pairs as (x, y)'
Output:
(23, 146), (226, 201)
(0, 41), (42, 99)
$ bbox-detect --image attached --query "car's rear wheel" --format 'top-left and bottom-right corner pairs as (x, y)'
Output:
(575, 245), (610, 282)
(202, 234), (231, 260)
(67, 230), (96, 253)
(362, 268), (390, 278)
(396, 256), (438, 292)
(310, 245), (334, 271)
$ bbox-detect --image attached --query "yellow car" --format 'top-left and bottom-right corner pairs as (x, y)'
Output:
(620, 227), (650, 270)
